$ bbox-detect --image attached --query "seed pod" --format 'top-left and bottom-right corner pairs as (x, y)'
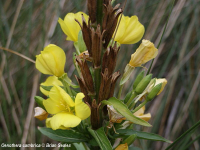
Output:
(132, 71), (145, 90)
(146, 83), (162, 101)
(135, 74), (152, 94)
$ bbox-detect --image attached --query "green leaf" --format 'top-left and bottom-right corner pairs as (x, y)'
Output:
(101, 97), (151, 127)
(59, 73), (79, 89)
(117, 129), (172, 143)
(34, 96), (46, 110)
(40, 85), (53, 91)
(88, 127), (112, 150)
(38, 127), (88, 143)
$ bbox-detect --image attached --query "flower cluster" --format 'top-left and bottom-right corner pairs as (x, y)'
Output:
(34, 0), (169, 149)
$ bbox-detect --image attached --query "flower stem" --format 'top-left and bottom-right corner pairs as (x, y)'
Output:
(117, 85), (123, 99)
(126, 92), (138, 106)
(132, 100), (148, 113)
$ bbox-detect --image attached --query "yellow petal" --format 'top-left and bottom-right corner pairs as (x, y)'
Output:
(58, 12), (89, 42)
(35, 44), (66, 77)
(53, 85), (75, 107)
(40, 76), (63, 96)
(137, 113), (151, 122)
(49, 112), (81, 130)
(43, 98), (66, 114)
(115, 15), (144, 44)
(129, 39), (158, 67)
(75, 93), (91, 120)
(115, 143), (128, 150)
(114, 15), (126, 42)
(133, 106), (145, 116)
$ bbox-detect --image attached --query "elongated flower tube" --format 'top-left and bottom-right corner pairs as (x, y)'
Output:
(114, 15), (145, 44)
(58, 12), (89, 42)
(36, 44), (66, 77)
(40, 76), (63, 96)
(43, 85), (91, 130)
(129, 39), (158, 67)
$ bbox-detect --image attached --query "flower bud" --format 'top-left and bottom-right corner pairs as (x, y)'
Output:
(132, 71), (145, 90)
(129, 40), (158, 67)
(146, 83), (162, 101)
(122, 134), (137, 146)
(34, 107), (48, 121)
(36, 44), (66, 77)
(120, 64), (135, 86)
(146, 78), (167, 95)
(135, 74), (152, 94)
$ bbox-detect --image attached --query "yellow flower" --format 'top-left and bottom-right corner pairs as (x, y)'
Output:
(133, 106), (151, 122)
(114, 15), (145, 44)
(43, 85), (91, 130)
(129, 39), (158, 67)
(115, 143), (128, 150)
(40, 76), (63, 96)
(36, 44), (66, 77)
(58, 12), (89, 42)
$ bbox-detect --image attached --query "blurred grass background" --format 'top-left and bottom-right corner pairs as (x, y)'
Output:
(0, 0), (199, 149)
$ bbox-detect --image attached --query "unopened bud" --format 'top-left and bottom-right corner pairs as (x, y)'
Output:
(132, 71), (145, 90)
(122, 134), (137, 146)
(120, 64), (135, 86)
(135, 74), (152, 94)
(146, 83), (162, 101)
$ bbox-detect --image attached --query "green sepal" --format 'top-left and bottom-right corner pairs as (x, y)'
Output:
(147, 83), (162, 101)
(40, 85), (53, 91)
(122, 134), (137, 146)
(133, 71), (145, 90)
(135, 74), (152, 94)
(124, 91), (132, 104)
(34, 96), (46, 110)
(59, 73), (79, 89)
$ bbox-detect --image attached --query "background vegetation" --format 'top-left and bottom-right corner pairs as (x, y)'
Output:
(0, 0), (199, 149)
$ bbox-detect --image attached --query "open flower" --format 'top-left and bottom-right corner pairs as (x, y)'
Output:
(43, 85), (91, 130)
(36, 44), (66, 77)
(58, 12), (89, 42)
(40, 76), (63, 96)
(129, 39), (158, 67)
(114, 15), (145, 44)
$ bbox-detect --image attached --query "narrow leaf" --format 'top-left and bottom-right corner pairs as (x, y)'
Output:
(38, 127), (87, 143)
(117, 129), (172, 143)
(102, 97), (151, 127)
(88, 127), (112, 150)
